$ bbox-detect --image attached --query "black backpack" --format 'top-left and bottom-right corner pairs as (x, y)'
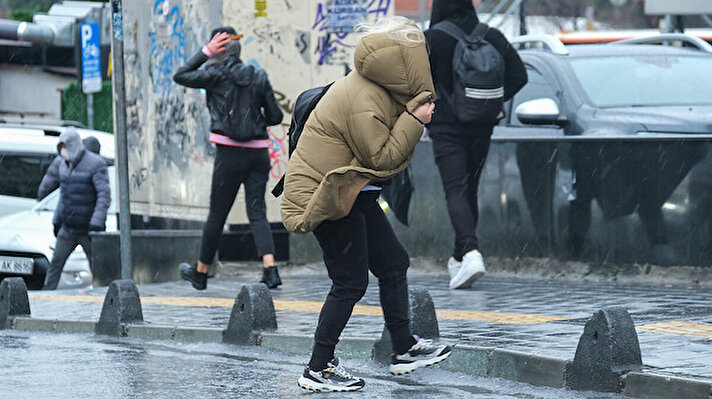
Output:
(271, 83), (333, 198)
(431, 21), (505, 125)
(221, 66), (263, 141)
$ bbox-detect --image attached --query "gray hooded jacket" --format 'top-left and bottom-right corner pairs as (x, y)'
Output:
(51, 128), (111, 234)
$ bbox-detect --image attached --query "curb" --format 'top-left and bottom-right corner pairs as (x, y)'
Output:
(6, 317), (711, 399)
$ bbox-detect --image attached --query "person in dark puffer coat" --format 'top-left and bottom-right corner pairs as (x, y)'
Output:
(42, 128), (110, 290)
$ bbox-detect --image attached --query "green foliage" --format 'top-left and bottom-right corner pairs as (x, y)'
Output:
(62, 81), (114, 133)
(9, 8), (33, 21)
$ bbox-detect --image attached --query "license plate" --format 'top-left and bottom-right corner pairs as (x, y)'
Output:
(0, 255), (34, 276)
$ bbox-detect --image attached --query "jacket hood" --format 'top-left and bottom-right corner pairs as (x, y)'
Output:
(82, 136), (101, 154)
(58, 127), (84, 162)
(430, 0), (477, 27)
(354, 31), (435, 106)
(230, 63), (257, 86)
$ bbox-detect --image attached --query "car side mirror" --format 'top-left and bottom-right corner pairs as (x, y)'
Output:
(515, 98), (565, 126)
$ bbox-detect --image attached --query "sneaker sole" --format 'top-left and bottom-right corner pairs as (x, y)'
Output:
(389, 348), (453, 375)
(449, 270), (485, 290)
(297, 377), (364, 392)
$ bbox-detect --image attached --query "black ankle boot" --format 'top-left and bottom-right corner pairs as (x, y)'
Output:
(179, 262), (207, 290)
(260, 266), (282, 289)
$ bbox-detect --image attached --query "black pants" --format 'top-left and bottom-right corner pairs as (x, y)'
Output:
(309, 191), (415, 370)
(199, 145), (275, 265)
(432, 134), (491, 261)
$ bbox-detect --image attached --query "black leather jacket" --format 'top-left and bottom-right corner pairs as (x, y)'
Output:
(173, 50), (283, 140)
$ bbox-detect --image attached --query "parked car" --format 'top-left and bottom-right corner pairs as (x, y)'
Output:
(0, 166), (117, 290)
(480, 33), (712, 265)
(0, 122), (114, 218)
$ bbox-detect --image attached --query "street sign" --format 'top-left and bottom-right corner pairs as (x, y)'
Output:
(80, 22), (102, 94)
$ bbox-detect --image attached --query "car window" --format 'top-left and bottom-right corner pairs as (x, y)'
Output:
(0, 153), (54, 199)
(569, 55), (712, 107)
(509, 66), (561, 126)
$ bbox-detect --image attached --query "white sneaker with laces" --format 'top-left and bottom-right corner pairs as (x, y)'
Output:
(449, 250), (486, 290)
(389, 336), (453, 375)
(447, 257), (462, 281)
(297, 358), (365, 392)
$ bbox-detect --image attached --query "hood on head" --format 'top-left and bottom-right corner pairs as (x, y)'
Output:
(82, 136), (101, 154)
(58, 127), (83, 162)
(210, 26), (237, 39)
(206, 39), (244, 70)
(354, 31), (435, 106)
(430, 0), (476, 27)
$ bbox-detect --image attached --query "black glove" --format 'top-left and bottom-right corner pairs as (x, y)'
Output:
(53, 224), (60, 237)
(89, 224), (105, 232)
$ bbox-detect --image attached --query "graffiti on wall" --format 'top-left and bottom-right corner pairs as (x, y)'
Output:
(268, 124), (289, 180)
(149, 0), (186, 97)
(312, 0), (391, 66)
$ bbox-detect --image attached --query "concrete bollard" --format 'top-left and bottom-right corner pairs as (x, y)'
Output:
(373, 288), (440, 364)
(94, 279), (144, 336)
(566, 307), (642, 392)
(0, 278), (31, 329)
(223, 284), (277, 345)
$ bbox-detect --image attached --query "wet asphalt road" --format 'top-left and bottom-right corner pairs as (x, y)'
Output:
(0, 330), (626, 399)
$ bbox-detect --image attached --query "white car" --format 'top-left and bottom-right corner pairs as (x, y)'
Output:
(0, 166), (117, 290)
(0, 123), (115, 218)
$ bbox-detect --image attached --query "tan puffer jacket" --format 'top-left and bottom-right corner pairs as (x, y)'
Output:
(281, 31), (435, 233)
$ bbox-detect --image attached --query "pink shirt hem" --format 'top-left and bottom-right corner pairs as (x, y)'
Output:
(209, 133), (270, 149)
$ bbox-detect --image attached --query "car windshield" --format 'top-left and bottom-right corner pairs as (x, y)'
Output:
(569, 55), (712, 107)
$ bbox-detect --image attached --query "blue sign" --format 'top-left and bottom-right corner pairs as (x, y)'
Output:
(80, 22), (102, 94)
(326, 0), (368, 34)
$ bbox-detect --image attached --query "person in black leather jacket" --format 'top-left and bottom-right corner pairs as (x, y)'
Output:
(173, 27), (284, 290)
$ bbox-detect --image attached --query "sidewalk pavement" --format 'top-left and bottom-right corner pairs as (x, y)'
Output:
(17, 260), (712, 394)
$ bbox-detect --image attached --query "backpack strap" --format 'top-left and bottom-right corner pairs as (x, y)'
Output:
(472, 22), (490, 39)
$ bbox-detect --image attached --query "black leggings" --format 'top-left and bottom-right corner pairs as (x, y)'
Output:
(199, 145), (275, 265)
(433, 134), (491, 261)
(309, 192), (415, 370)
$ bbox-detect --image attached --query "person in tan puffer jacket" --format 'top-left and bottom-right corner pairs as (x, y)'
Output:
(289, 17), (453, 393)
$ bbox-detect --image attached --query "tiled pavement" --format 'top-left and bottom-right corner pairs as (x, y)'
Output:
(25, 263), (712, 381)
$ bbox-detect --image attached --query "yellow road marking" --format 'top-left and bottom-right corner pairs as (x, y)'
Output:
(27, 294), (712, 334)
(637, 321), (712, 339)
(28, 293), (565, 325)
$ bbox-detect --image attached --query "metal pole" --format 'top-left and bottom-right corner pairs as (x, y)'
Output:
(110, 0), (132, 280)
(418, 0), (427, 27)
(86, 93), (94, 130)
(519, 0), (527, 36)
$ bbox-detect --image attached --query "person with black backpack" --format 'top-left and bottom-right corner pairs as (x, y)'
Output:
(173, 26), (283, 290)
(425, 0), (527, 290)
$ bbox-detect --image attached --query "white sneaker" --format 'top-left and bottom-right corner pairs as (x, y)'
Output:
(449, 250), (486, 290)
(447, 257), (462, 280)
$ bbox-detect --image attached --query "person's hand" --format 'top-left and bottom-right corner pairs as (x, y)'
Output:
(412, 102), (435, 124)
(206, 32), (231, 55)
(89, 224), (105, 232)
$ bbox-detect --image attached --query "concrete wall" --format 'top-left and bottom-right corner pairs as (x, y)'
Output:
(121, 0), (394, 224)
(0, 65), (71, 119)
